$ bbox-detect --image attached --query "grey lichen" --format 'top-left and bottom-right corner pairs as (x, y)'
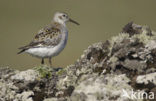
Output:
(71, 74), (133, 101)
(136, 72), (156, 85)
(11, 69), (39, 82)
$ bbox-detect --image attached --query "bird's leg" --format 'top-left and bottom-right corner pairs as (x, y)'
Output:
(41, 58), (44, 65)
(49, 57), (52, 67)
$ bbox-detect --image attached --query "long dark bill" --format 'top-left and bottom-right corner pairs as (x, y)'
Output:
(69, 18), (80, 25)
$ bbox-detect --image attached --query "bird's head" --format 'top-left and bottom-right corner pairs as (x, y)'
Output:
(53, 12), (79, 25)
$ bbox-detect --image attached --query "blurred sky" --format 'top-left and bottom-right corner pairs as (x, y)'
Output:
(0, 0), (156, 70)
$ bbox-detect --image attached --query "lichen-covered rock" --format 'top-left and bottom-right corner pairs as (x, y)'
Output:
(0, 81), (18, 101)
(11, 69), (39, 82)
(0, 22), (156, 101)
(136, 72), (156, 85)
(70, 74), (133, 101)
(16, 91), (34, 101)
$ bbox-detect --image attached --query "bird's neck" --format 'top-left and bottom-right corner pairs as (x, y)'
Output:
(53, 22), (66, 28)
(53, 18), (66, 26)
(52, 21), (67, 34)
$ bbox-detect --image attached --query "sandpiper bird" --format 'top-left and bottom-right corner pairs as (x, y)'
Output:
(18, 12), (79, 66)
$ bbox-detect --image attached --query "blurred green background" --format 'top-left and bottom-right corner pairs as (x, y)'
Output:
(0, 0), (156, 70)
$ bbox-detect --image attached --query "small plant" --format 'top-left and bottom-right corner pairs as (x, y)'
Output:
(56, 68), (66, 75)
(34, 65), (52, 78)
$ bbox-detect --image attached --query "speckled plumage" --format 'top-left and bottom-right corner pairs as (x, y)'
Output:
(19, 23), (62, 49)
(18, 12), (79, 66)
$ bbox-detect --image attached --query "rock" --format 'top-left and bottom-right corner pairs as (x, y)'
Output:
(1, 22), (156, 101)
(122, 22), (142, 35)
(0, 81), (18, 101)
(136, 72), (156, 85)
(70, 74), (132, 101)
(43, 98), (66, 101)
(121, 59), (147, 73)
(11, 69), (39, 82)
(16, 91), (34, 101)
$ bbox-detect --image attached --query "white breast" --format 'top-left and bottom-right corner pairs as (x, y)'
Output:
(25, 27), (68, 58)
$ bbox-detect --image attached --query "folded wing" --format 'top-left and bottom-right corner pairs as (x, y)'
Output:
(18, 23), (62, 54)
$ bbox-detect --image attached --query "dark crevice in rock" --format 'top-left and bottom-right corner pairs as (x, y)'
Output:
(114, 64), (138, 79)
(134, 83), (156, 90)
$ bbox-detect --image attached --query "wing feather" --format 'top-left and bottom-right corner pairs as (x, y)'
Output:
(18, 23), (62, 51)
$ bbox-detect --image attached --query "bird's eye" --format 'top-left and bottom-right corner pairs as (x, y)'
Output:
(63, 15), (66, 17)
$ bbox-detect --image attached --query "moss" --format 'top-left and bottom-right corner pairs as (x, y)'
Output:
(33, 66), (52, 78)
(56, 68), (66, 75)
